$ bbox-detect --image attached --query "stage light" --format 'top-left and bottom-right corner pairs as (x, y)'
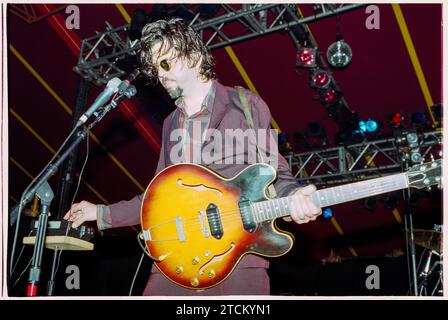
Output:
(358, 121), (366, 133)
(297, 47), (317, 68)
(394, 128), (423, 164)
(411, 110), (430, 129)
(305, 122), (327, 147)
(325, 104), (341, 120)
(358, 119), (378, 133)
(366, 119), (378, 132)
(278, 132), (287, 145)
(310, 69), (331, 89)
(364, 197), (377, 211)
(307, 122), (326, 137)
(323, 88), (339, 104)
(312, 4), (337, 14)
(278, 132), (293, 154)
(323, 208), (333, 220)
(411, 111), (426, 124)
(327, 39), (352, 68)
(389, 112), (404, 128)
(431, 103), (442, 122)
(334, 111), (363, 144)
(383, 194), (398, 210)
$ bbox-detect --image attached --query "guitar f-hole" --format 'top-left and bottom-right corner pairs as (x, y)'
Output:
(177, 179), (223, 196)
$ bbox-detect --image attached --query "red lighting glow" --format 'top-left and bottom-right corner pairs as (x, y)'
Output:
(312, 71), (330, 87)
(300, 49), (315, 66)
(391, 113), (403, 127)
(324, 89), (338, 104)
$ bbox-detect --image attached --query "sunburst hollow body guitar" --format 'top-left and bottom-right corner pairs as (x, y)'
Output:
(140, 160), (441, 290)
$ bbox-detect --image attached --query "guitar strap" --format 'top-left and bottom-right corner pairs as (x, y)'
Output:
(236, 86), (277, 198)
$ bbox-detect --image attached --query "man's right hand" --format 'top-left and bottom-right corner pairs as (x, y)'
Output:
(64, 200), (98, 228)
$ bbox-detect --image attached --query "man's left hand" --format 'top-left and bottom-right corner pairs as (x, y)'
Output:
(285, 185), (321, 224)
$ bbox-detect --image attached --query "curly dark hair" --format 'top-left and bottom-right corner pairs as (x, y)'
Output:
(140, 18), (216, 83)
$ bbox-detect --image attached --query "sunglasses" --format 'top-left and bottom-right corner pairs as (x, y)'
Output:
(159, 59), (170, 72)
(158, 56), (176, 72)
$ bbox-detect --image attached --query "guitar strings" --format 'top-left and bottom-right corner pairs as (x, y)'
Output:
(143, 181), (404, 243)
(143, 181), (403, 231)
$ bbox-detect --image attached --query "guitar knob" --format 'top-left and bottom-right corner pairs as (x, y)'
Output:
(191, 278), (200, 287)
(175, 265), (184, 274)
(192, 257), (200, 265)
(208, 269), (216, 279)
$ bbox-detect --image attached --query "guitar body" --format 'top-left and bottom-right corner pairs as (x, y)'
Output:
(141, 163), (294, 290)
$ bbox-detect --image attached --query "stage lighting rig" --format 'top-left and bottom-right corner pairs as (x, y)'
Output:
(326, 13), (352, 69)
(310, 69), (332, 89)
(394, 128), (423, 164)
(296, 46), (318, 68)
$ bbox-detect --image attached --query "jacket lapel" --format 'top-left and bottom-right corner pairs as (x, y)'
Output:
(163, 110), (178, 166)
(204, 81), (231, 143)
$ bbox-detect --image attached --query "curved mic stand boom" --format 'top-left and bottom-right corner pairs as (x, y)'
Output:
(9, 84), (137, 296)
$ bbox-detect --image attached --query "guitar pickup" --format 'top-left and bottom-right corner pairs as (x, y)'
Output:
(206, 203), (223, 240)
(239, 197), (257, 233)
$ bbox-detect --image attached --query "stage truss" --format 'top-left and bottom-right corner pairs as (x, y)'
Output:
(73, 4), (365, 85)
(286, 131), (442, 186)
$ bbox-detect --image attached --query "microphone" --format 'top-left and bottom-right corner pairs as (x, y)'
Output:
(126, 69), (141, 84)
(117, 69), (141, 93)
(76, 77), (121, 127)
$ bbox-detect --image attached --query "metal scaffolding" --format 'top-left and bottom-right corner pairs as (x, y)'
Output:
(9, 4), (67, 24)
(74, 4), (365, 85)
(286, 131), (442, 186)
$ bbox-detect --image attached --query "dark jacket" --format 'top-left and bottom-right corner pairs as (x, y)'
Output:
(105, 81), (302, 294)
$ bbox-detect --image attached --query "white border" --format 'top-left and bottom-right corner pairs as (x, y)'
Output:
(0, 0), (446, 301)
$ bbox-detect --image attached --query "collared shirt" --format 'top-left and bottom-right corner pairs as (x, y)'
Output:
(98, 81), (216, 230)
(171, 81), (216, 163)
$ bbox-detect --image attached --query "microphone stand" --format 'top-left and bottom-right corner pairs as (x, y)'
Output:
(12, 84), (137, 296)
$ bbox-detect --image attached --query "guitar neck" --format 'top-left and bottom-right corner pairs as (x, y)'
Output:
(253, 173), (409, 222)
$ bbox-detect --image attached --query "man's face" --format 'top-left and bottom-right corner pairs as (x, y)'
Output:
(151, 42), (200, 99)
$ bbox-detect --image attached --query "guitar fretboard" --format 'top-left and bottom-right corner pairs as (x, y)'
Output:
(252, 173), (409, 223)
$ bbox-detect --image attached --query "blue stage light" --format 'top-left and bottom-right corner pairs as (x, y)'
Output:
(358, 119), (378, 133)
(358, 120), (367, 133)
(323, 208), (333, 220)
(365, 119), (378, 132)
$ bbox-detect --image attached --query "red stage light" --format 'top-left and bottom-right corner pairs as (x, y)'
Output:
(324, 88), (338, 104)
(297, 47), (317, 67)
(390, 112), (404, 128)
(300, 50), (314, 65)
(312, 70), (330, 88)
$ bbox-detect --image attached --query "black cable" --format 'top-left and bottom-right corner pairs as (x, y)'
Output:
(48, 131), (91, 293)
(129, 252), (145, 296)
